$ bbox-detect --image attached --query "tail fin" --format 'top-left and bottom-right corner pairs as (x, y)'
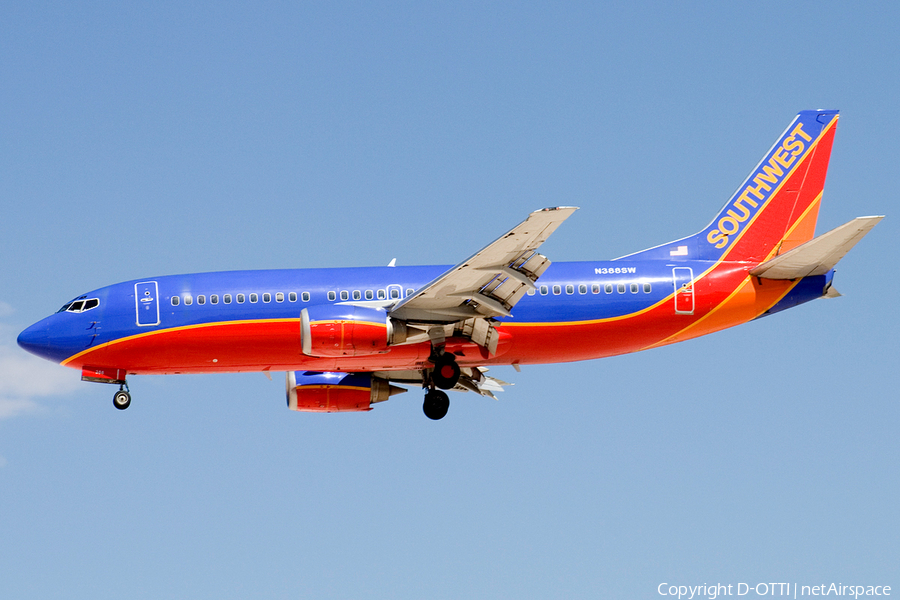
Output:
(621, 110), (839, 264)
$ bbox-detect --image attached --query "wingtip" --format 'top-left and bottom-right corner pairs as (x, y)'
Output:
(537, 206), (579, 212)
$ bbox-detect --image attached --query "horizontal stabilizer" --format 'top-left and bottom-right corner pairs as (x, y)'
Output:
(750, 216), (883, 280)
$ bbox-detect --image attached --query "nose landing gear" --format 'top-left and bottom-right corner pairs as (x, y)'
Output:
(113, 384), (131, 410)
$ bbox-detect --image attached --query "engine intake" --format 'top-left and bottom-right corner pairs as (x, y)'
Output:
(286, 371), (406, 413)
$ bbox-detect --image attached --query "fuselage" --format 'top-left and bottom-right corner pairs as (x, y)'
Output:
(13, 110), (874, 418)
(17, 259), (831, 377)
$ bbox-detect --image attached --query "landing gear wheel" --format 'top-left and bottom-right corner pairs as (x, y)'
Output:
(431, 356), (461, 390)
(423, 389), (450, 420)
(113, 390), (131, 410)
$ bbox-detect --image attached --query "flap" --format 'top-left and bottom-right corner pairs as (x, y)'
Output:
(390, 207), (578, 322)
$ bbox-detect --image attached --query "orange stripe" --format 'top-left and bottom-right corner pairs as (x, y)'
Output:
(719, 117), (836, 260)
(643, 277), (797, 350)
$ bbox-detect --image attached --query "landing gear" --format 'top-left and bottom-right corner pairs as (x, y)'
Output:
(423, 389), (449, 420)
(113, 385), (131, 410)
(423, 337), (458, 419)
(431, 354), (461, 390)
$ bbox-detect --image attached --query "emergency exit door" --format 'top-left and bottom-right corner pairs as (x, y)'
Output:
(672, 267), (695, 315)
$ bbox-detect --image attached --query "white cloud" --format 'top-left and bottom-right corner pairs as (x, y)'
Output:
(0, 343), (81, 420)
(0, 398), (43, 419)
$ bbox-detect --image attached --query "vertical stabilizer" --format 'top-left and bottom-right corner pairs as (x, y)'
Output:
(620, 110), (839, 264)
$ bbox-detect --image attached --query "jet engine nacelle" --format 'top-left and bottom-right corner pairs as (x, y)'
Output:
(286, 371), (406, 413)
(301, 305), (406, 357)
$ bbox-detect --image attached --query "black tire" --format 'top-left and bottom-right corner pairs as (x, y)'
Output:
(113, 390), (131, 410)
(431, 356), (461, 390)
(423, 389), (449, 420)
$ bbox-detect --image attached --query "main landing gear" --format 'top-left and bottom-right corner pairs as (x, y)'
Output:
(422, 352), (460, 420)
(112, 383), (131, 410)
(431, 353), (461, 390)
(423, 389), (449, 420)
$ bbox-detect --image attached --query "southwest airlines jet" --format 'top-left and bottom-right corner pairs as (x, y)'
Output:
(18, 110), (882, 419)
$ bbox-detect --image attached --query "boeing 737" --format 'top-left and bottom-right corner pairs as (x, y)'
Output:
(17, 110), (882, 419)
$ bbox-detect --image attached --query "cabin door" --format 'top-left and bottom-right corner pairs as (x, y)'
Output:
(135, 281), (161, 326)
(672, 268), (695, 315)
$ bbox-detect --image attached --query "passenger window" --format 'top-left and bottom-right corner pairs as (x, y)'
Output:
(300, 292), (309, 302)
(617, 284), (625, 294)
(540, 285), (548, 295)
(592, 284), (600, 294)
(630, 283), (638, 293)
(237, 294), (245, 303)
(552, 285), (561, 295)
(184, 295), (193, 305)
(250, 293), (258, 303)
(198, 295), (206, 305)
(390, 288), (400, 299)
(263, 293), (271, 303)
(224, 294), (232, 304)
(276, 292), (284, 302)
(643, 283), (652, 293)
(565, 285), (574, 295)
(527, 288), (536, 296)
(605, 284), (613, 294)
(579, 284), (587, 294)
(353, 290), (361, 300)
(328, 291), (336, 301)
(340, 291), (349, 301)
(289, 292), (297, 302)
(171, 296), (180, 306)
(211, 294), (219, 304)
(406, 288), (414, 297)
(365, 290), (374, 300)
(377, 289), (386, 300)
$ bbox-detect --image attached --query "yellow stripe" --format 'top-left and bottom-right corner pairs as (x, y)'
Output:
(764, 191), (823, 261)
(641, 277), (799, 350)
(503, 293), (673, 327)
(642, 127), (834, 348)
(716, 118), (834, 258)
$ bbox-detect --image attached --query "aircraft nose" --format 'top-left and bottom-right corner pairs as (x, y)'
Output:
(17, 319), (52, 358)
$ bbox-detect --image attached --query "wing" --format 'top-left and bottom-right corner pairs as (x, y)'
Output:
(390, 206), (578, 323)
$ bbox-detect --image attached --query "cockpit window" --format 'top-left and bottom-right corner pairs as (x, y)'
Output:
(58, 298), (100, 313)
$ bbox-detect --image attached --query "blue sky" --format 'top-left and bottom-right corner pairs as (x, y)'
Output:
(2, 2), (898, 598)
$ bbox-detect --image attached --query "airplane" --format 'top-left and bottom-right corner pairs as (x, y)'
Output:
(17, 109), (882, 420)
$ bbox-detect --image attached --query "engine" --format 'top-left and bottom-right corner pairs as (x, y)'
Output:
(286, 371), (406, 413)
(300, 305), (407, 357)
